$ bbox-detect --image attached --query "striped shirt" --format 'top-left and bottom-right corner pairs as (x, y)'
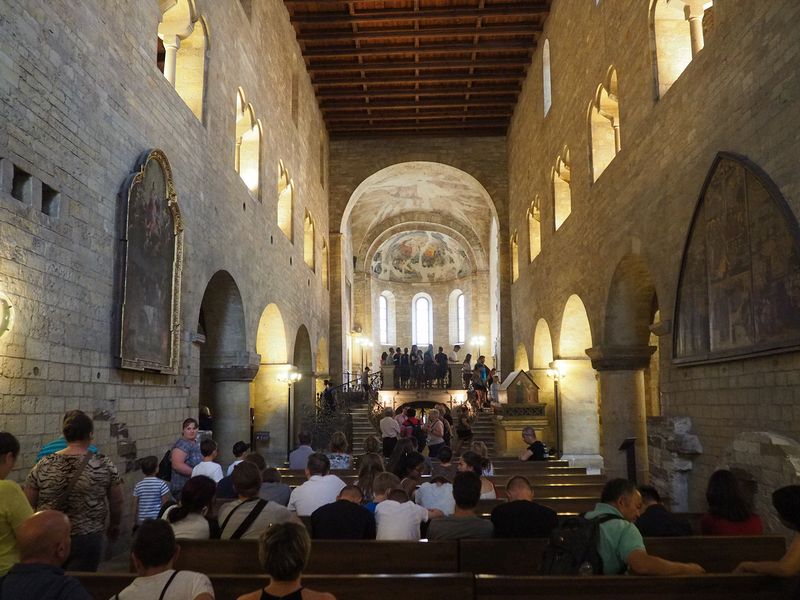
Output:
(133, 477), (170, 523)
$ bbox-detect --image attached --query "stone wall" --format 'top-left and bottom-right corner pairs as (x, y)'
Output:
(0, 0), (329, 520)
(508, 0), (800, 514)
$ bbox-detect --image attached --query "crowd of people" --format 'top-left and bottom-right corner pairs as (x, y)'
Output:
(2, 408), (800, 598)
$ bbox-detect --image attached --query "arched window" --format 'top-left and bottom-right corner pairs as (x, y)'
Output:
(552, 148), (572, 230)
(378, 291), (396, 345)
(528, 196), (541, 261)
(277, 161), (293, 240)
(157, 0), (208, 121)
(651, 0), (714, 98)
(589, 67), (621, 182)
(412, 293), (433, 346)
(235, 88), (262, 196)
(303, 211), (315, 269)
(448, 289), (466, 345)
(321, 238), (329, 289)
(510, 232), (520, 283)
(542, 39), (552, 117)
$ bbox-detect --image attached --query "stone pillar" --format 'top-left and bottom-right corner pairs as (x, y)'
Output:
(328, 234), (345, 377)
(161, 34), (180, 86)
(252, 363), (290, 467)
(204, 352), (259, 465)
(588, 346), (655, 482)
(612, 121), (621, 153)
(557, 358), (602, 472)
(684, 2), (706, 56)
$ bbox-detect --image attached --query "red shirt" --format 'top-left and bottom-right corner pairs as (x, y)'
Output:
(700, 512), (763, 535)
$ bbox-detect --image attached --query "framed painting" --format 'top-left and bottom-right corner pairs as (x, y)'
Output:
(117, 149), (183, 373)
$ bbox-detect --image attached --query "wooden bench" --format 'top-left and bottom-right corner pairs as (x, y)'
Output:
(477, 496), (599, 515)
(474, 574), (793, 600)
(76, 572), (474, 600)
(171, 539), (459, 575)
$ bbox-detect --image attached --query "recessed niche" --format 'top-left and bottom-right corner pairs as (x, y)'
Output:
(270, 235), (273, 245)
(41, 183), (60, 217)
(289, 256), (293, 266)
(12, 165), (31, 203)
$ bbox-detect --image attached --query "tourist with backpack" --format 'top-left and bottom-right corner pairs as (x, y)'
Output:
(401, 408), (427, 455)
(540, 478), (705, 575)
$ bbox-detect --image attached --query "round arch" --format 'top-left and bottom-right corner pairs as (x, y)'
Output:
(292, 325), (314, 445)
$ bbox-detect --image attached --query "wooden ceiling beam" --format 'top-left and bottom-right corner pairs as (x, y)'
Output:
(330, 120), (509, 132)
(303, 41), (533, 59)
(297, 24), (541, 43)
(326, 112), (513, 123)
(322, 98), (515, 112)
(317, 85), (521, 100)
(314, 72), (524, 87)
(288, 5), (548, 25)
(308, 58), (529, 74)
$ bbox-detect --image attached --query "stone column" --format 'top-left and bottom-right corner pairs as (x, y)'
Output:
(588, 346), (655, 482)
(684, 1), (706, 57)
(252, 363), (290, 466)
(204, 352), (259, 465)
(161, 34), (180, 86)
(328, 233), (345, 377)
(557, 357), (602, 472)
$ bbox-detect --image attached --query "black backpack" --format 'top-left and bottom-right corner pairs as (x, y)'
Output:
(157, 449), (173, 482)
(538, 514), (622, 575)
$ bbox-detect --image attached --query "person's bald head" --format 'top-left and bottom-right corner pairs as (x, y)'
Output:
(16, 510), (71, 566)
(338, 484), (364, 504)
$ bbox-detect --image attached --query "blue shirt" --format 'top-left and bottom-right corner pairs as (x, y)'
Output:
(36, 438), (98, 462)
(0, 563), (92, 600)
(584, 503), (646, 574)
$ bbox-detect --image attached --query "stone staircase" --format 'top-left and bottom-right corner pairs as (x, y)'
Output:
(351, 402), (376, 455)
(469, 409), (496, 455)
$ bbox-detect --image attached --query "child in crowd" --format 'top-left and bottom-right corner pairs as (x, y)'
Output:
(430, 446), (457, 482)
(132, 455), (170, 527)
(375, 488), (443, 540)
(191, 439), (224, 483)
(470, 441), (495, 477)
(365, 472), (401, 513)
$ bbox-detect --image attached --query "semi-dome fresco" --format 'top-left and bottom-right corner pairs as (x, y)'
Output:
(371, 230), (472, 283)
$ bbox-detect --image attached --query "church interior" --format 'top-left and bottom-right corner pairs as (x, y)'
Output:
(2, 0), (800, 595)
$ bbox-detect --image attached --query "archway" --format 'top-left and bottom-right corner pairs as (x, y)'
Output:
(592, 254), (660, 481)
(558, 295), (602, 470)
(531, 318), (556, 449)
(252, 303), (289, 465)
(292, 325), (314, 446)
(197, 271), (255, 463)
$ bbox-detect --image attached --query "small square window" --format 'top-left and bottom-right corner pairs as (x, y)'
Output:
(41, 183), (60, 217)
(12, 165), (31, 203)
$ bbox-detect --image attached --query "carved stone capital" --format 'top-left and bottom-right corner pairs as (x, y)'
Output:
(203, 351), (261, 382)
(586, 345), (656, 371)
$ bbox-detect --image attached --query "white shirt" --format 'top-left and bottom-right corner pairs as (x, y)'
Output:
(110, 568), (214, 600)
(380, 416), (401, 438)
(191, 461), (223, 483)
(226, 459), (243, 477)
(162, 506), (211, 540)
(287, 474), (346, 516)
(415, 482), (455, 516)
(448, 350), (459, 363)
(375, 500), (429, 540)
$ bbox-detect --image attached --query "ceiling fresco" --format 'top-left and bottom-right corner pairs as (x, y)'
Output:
(371, 230), (472, 283)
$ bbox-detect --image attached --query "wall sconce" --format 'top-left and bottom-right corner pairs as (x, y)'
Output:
(277, 367), (302, 385)
(357, 337), (373, 369)
(546, 361), (565, 456)
(0, 294), (13, 338)
(546, 361), (566, 381)
(470, 335), (486, 357)
(278, 366), (302, 462)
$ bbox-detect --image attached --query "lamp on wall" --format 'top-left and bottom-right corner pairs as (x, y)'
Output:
(0, 294), (13, 339)
(358, 337), (373, 370)
(278, 367), (302, 461)
(470, 335), (486, 358)
(546, 361), (566, 456)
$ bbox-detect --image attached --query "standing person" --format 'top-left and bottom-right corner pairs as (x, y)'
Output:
(289, 432), (314, 470)
(452, 404), (474, 456)
(191, 439), (224, 483)
(392, 347), (401, 389)
(399, 348), (411, 388)
(401, 408), (427, 456)
(423, 345), (435, 387)
(322, 380), (336, 413)
(448, 345), (461, 364)
(435, 347), (449, 388)
(112, 519), (214, 600)
(461, 354), (473, 390)
(701, 469), (763, 535)
(0, 432), (33, 576)
(35, 410), (99, 461)
(132, 456), (170, 528)
(25, 411), (123, 572)
(409, 344), (419, 387)
(379, 352), (389, 366)
(425, 409), (446, 458)
(236, 522), (336, 600)
(379, 407), (401, 458)
(415, 349), (425, 387)
(360, 366), (371, 399)
(169, 418), (203, 500)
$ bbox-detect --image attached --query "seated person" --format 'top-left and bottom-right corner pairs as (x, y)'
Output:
(375, 489), (442, 540)
(737, 485), (800, 575)
(470, 441), (494, 476)
(191, 439), (223, 483)
(0, 510), (91, 599)
(162, 476), (217, 540)
(429, 446), (457, 482)
(518, 426), (546, 461)
(326, 431), (352, 471)
(635, 485), (692, 537)
(219, 453), (271, 501)
(310, 485), (376, 539)
(415, 476), (455, 516)
(701, 469), (763, 535)
(259, 467), (291, 506)
(584, 479), (705, 575)
(365, 472), (401, 513)
(287, 453), (346, 517)
(114, 519), (213, 599)
(226, 440), (250, 477)
(219, 462), (293, 540)
(427, 472), (494, 540)
(458, 451), (496, 499)
(237, 522), (335, 600)
(491, 475), (558, 538)
(397, 451), (426, 499)
(289, 432), (314, 471)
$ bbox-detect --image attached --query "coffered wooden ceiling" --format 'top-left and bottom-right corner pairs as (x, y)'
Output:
(284, 0), (551, 138)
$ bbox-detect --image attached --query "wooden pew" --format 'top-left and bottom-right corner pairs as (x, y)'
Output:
(460, 536), (787, 575)
(77, 572), (474, 600)
(474, 574), (793, 600)
(477, 496), (599, 515)
(171, 539), (460, 575)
